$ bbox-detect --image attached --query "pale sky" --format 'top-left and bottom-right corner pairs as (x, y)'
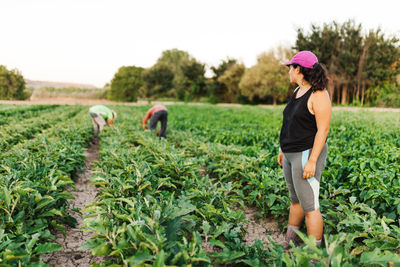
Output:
(1, 0), (399, 87)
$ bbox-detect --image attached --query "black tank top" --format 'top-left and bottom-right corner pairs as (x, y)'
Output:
(280, 87), (317, 152)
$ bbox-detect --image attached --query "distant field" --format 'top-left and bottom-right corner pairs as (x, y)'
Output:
(28, 86), (107, 100)
(0, 104), (399, 266)
(25, 79), (97, 89)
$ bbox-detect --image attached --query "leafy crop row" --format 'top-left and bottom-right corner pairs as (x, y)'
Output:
(0, 105), (59, 126)
(0, 106), (81, 152)
(0, 107), (93, 266)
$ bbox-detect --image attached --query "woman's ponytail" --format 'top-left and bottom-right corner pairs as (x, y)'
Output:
(297, 63), (329, 91)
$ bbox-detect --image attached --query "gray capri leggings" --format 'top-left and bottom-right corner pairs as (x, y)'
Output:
(282, 143), (328, 212)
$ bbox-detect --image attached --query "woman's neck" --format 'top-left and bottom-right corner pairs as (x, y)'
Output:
(297, 82), (312, 92)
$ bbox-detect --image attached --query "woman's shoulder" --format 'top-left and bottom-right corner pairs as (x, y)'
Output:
(310, 89), (331, 110)
(312, 89), (330, 98)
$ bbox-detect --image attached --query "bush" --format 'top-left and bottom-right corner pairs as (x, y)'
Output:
(0, 65), (31, 100)
(375, 83), (400, 107)
(108, 66), (144, 102)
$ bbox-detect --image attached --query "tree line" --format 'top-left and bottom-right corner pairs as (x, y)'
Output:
(108, 20), (400, 107)
(0, 20), (399, 106)
(107, 47), (293, 105)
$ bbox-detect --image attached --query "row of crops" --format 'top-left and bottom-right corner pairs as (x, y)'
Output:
(0, 105), (93, 266)
(82, 105), (400, 266)
(0, 104), (399, 266)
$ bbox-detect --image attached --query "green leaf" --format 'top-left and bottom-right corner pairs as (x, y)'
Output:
(153, 250), (165, 267)
(39, 209), (63, 217)
(91, 243), (111, 256)
(2, 187), (11, 208)
(27, 233), (41, 253)
(241, 259), (261, 267)
(126, 250), (152, 265)
(33, 242), (62, 255)
(191, 255), (211, 263)
(201, 221), (211, 236)
(360, 248), (400, 263)
(166, 218), (182, 242)
(138, 181), (152, 192)
(209, 238), (226, 248)
(34, 197), (55, 211)
(381, 219), (390, 235)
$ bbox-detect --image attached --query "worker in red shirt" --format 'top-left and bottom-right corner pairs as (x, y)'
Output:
(142, 104), (168, 138)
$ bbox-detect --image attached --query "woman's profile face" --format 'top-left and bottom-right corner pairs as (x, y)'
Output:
(288, 65), (297, 83)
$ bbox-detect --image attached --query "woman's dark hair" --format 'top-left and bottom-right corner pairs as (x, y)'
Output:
(292, 63), (329, 91)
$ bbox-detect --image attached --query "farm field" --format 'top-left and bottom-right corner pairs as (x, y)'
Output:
(0, 104), (399, 266)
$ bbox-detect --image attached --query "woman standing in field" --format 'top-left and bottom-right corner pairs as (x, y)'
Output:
(277, 51), (331, 248)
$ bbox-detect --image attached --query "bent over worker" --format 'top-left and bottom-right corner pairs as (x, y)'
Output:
(89, 105), (117, 137)
(142, 104), (168, 138)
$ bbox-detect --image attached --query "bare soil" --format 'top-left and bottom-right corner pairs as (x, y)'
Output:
(41, 138), (104, 266)
(241, 206), (285, 247)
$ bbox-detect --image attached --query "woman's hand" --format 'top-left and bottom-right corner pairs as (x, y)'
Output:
(277, 152), (283, 166)
(303, 160), (316, 179)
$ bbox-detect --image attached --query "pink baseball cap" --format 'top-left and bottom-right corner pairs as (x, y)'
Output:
(283, 51), (318, 68)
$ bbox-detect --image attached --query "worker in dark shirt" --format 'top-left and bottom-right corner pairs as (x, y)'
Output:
(142, 104), (168, 138)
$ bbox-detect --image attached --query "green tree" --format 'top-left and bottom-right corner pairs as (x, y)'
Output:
(239, 47), (291, 105)
(157, 49), (191, 75)
(208, 58), (238, 103)
(295, 20), (400, 106)
(142, 64), (174, 99)
(178, 59), (206, 101)
(362, 30), (400, 105)
(338, 21), (363, 105)
(151, 49), (207, 100)
(374, 82), (400, 107)
(0, 65), (30, 100)
(218, 63), (245, 103)
(109, 66), (144, 102)
(156, 49), (190, 98)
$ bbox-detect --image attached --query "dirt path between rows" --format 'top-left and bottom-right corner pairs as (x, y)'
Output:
(41, 138), (103, 266)
(241, 206), (285, 247)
